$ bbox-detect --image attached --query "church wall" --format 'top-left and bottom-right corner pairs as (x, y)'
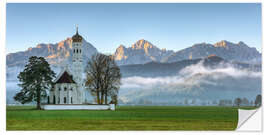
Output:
(50, 83), (77, 104)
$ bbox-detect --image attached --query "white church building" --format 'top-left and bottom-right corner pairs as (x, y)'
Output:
(41, 27), (115, 110)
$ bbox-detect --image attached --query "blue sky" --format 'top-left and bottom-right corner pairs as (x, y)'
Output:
(6, 3), (262, 54)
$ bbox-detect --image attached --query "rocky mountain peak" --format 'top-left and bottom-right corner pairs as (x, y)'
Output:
(114, 39), (174, 65)
(115, 45), (127, 60)
(213, 40), (232, 47)
(131, 39), (156, 50)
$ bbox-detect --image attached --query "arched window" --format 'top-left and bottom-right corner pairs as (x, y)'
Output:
(74, 49), (75, 53)
(77, 49), (78, 53)
(70, 88), (73, 91)
(80, 49), (81, 53)
(64, 87), (67, 91)
(59, 88), (61, 91)
(64, 97), (67, 104)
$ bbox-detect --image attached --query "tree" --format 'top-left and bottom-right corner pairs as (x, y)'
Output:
(234, 98), (242, 107)
(101, 55), (121, 104)
(254, 94), (262, 107)
(85, 53), (121, 105)
(14, 56), (55, 109)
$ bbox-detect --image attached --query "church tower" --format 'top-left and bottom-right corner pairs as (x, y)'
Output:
(71, 26), (84, 103)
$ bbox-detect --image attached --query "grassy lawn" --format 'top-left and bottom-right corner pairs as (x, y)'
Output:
(6, 106), (256, 131)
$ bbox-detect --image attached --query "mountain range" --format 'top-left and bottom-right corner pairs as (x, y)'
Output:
(6, 38), (261, 68)
(163, 40), (261, 64)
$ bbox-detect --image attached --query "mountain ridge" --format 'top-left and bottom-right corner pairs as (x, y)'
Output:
(6, 38), (261, 68)
(163, 40), (261, 64)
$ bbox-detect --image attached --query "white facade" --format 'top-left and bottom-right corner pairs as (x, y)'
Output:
(41, 104), (115, 110)
(49, 27), (85, 105)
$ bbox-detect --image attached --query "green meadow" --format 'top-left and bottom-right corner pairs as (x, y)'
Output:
(6, 106), (255, 130)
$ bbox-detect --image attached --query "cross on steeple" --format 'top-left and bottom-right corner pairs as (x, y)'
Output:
(76, 24), (78, 34)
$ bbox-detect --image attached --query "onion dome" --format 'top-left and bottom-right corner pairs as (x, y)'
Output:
(72, 26), (82, 42)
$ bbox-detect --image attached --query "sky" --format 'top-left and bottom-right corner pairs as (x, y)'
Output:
(6, 3), (262, 54)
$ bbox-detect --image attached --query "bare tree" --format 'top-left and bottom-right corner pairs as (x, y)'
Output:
(85, 53), (121, 104)
(101, 55), (121, 104)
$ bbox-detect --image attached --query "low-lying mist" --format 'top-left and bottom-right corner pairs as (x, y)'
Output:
(119, 61), (261, 105)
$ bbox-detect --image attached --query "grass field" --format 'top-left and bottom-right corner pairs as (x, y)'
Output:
(6, 106), (256, 131)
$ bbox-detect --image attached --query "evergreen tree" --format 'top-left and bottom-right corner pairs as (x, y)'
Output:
(14, 56), (55, 109)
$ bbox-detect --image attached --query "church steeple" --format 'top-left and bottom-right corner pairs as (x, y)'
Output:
(71, 25), (84, 103)
(72, 25), (82, 42)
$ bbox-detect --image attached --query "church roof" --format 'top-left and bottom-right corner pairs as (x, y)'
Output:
(72, 26), (82, 42)
(55, 71), (76, 83)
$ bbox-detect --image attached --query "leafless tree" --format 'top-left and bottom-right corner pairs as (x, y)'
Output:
(85, 53), (121, 104)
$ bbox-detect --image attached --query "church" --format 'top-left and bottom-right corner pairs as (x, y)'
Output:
(42, 28), (115, 110)
(49, 27), (85, 104)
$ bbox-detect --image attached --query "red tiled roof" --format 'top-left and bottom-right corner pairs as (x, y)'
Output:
(55, 71), (76, 83)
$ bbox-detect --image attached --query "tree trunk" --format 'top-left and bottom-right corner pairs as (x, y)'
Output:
(96, 89), (100, 104)
(105, 91), (108, 104)
(37, 89), (41, 110)
(101, 90), (105, 105)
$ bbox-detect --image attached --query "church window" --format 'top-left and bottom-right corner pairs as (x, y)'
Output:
(64, 87), (67, 91)
(59, 87), (61, 91)
(77, 49), (78, 53)
(58, 97), (60, 104)
(70, 88), (73, 91)
(80, 49), (81, 53)
(74, 49), (75, 53)
(64, 97), (67, 104)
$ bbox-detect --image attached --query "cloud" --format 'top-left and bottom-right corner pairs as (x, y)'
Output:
(180, 61), (261, 79)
